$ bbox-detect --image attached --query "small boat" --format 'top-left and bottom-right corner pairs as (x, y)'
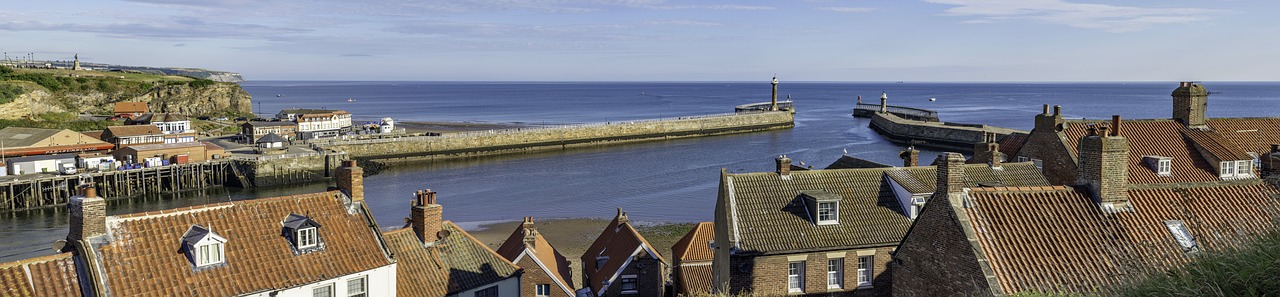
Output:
(276, 94), (282, 97)
(929, 98), (936, 101)
(347, 98), (356, 102)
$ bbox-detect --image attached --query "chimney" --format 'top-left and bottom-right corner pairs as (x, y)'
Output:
(1263, 144), (1280, 175)
(973, 133), (1002, 168)
(615, 208), (629, 225)
(776, 155), (792, 177)
(1110, 115), (1121, 137)
(336, 160), (364, 202)
(935, 153), (966, 195)
(410, 189), (442, 243)
(1077, 119), (1131, 212)
(1034, 104), (1065, 133)
(522, 216), (538, 246)
(1172, 82), (1208, 128)
(900, 146), (920, 167)
(68, 183), (106, 242)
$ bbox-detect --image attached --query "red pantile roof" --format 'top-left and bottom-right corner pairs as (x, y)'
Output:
(1207, 117), (1280, 156)
(1182, 129), (1255, 162)
(113, 102), (148, 114)
(998, 133), (1028, 158)
(92, 191), (394, 296)
(0, 253), (82, 297)
(385, 222), (522, 297)
(671, 222), (714, 262)
(1062, 120), (1223, 184)
(495, 217), (574, 296)
(961, 182), (1280, 294)
(676, 264), (712, 296)
(581, 210), (665, 295)
(104, 125), (162, 138)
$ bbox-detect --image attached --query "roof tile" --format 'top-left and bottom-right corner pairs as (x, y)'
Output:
(385, 222), (521, 297)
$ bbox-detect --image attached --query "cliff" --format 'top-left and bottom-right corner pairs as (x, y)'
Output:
(0, 67), (252, 119)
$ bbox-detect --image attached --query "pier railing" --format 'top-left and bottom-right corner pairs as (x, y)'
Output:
(852, 103), (939, 121)
(308, 112), (759, 146)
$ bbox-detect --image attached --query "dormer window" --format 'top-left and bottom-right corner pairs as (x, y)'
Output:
(181, 225), (227, 269)
(282, 214), (324, 253)
(1144, 156), (1172, 177)
(1219, 160), (1253, 179)
(800, 190), (842, 226)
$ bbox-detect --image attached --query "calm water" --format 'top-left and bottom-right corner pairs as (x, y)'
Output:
(2, 81), (1277, 262)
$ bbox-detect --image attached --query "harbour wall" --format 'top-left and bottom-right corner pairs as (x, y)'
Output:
(321, 111), (795, 162)
(869, 112), (1026, 152)
(234, 152), (350, 187)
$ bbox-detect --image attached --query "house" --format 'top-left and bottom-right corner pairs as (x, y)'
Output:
(0, 127), (113, 158)
(276, 109), (352, 140)
(112, 101), (148, 119)
(100, 125), (166, 148)
(257, 132), (288, 149)
(711, 154), (1050, 296)
(243, 121), (298, 143)
(113, 142), (209, 165)
(53, 160), (397, 296)
(6, 154), (76, 175)
(671, 222), (714, 296)
(580, 209), (667, 297)
(496, 216), (576, 297)
(0, 253), (83, 296)
(1007, 82), (1280, 185)
(892, 132), (1280, 295)
(383, 188), (524, 296)
(126, 113), (195, 135)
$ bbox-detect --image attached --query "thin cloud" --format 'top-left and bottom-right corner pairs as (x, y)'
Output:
(644, 19), (723, 26)
(819, 7), (876, 13)
(647, 4), (775, 10)
(0, 17), (310, 40)
(926, 0), (1222, 32)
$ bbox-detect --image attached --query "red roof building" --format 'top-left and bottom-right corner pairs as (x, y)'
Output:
(580, 209), (667, 297)
(496, 217), (576, 297)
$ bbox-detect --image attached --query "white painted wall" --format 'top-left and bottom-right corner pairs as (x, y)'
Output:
(239, 263), (396, 297)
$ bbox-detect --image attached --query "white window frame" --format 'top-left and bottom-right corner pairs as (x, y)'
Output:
(298, 227), (319, 249)
(620, 275), (638, 294)
(1221, 161), (1235, 177)
(196, 242), (224, 267)
(347, 276), (367, 297)
(827, 258), (843, 289)
(1157, 159), (1171, 176)
(1238, 160), (1253, 177)
(857, 256), (873, 287)
(1031, 159), (1044, 172)
(535, 284), (551, 297)
(313, 283), (335, 297)
(817, 202), (838, 225)
(788, 261), (805, 293)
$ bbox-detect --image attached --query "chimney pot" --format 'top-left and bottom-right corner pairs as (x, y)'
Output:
(776, 155), (792, 176)
(1053, 105), (1061, 116)
(1111, 115), (1121, 136)
(900, 146), (920, 167)
(68, 183), (106, 243)
(1042, 104), (1050, 115)
(410, 189), (443, 243)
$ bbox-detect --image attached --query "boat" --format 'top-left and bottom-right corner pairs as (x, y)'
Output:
(276, 94), (282, 97)
(347, 98), (356, 102)
(929, 98), (936, 101)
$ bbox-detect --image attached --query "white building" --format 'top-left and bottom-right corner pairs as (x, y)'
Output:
(276, 109), (353, 140)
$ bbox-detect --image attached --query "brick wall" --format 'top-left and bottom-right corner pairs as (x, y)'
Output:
(335, 160), (363, 202)
(1077, 130), (1129, 206)
(1172, 82), (1208, 127)
(68, 195), (106, 242)
(1018, 105), (1079, 185)
(599, 256), (665, 297)
(728, 247), (894, 296)
(892, 198), (993, 296)
(515, 255), (573, 297)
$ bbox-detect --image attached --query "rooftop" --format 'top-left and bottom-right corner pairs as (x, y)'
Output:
(0, 127), (69, 148)
(495, 217), (574, 296)
(104, 125), (162, 138)
(384, 222), (522, 296)
(0, 253), (82, 297)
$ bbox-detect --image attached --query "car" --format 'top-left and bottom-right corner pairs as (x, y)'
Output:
(216, 117), (229, 121)
(197, 116), (211, 120)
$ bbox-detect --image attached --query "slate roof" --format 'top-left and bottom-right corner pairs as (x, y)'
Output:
(959, 182), (1280, 294)
(1061, 119), (1250, 184)
(112, 102), (148, 114)
(384, 222), (522, 297)
(0, 253), (82, 297)
(257, 132), (288, 144)
(121, 141), (205, 152)
(722, 162), (1049, 254)
(104, 125), (162, 138)
(243, 121), (298, 128)
(91, 191), (394, 296)
(581, 210), (666, 295)
(672, 222), (714, 297)
(495, 217), (574, 296)
(825, 155), (893, 169)
(0, 127), (64, 148)
(129, 113), (189, 124)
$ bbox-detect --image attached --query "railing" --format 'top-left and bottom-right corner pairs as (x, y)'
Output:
(309, 112), (766, 146)
(853, 103), (939, 119)
(247, 151), (325, 161)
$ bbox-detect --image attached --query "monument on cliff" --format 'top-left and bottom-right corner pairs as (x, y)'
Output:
(73, 54), (81, 71)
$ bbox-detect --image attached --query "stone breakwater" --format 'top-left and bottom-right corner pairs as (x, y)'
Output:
(319, 111), (795, 162)
(869, 111), (1026, 151)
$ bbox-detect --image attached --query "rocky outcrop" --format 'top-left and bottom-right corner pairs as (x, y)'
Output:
(0, 89), (67, 119)
(132, 83), (252, 116)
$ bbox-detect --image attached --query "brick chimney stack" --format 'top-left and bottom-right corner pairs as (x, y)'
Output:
(776, 155), (792, 177)
(935, 153), (966, 195)
(615, 208), (629, 225)
(1263, 144), (1280, 176)
(336, 160), (364, 202)
(410, 189), (442, 243)
(522, 216), (538, 246)
(973, 133), (1002, 168)
(68, 183), (106, 242)
(1172, 82), (1208, 128)
(1078, 119), (1131, 212)
(1034, 104), (1065, 133)
(900, 146), (920, 167)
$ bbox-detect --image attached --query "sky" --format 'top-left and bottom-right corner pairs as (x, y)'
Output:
(1, 0), (1277, 81)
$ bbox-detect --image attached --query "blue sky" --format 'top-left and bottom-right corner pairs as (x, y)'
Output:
(1, 0), (1275, 81)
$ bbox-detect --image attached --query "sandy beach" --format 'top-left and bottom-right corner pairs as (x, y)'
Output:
(467, 218), (697, 288)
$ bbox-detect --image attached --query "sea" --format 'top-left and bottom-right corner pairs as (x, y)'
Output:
(1, 81), (1278, 262)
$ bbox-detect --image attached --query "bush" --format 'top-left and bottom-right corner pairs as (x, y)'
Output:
(0, 83), (24, 104)
(1113, 229), (1280, 296)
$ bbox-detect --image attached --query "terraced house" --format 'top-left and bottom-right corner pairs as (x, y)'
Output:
(580, 209), (668, 297)
(497, 217), (576, 297)
(384, 189), (523, 297)
(894, 127), (1280, 295)
(671, 222), (715, 296)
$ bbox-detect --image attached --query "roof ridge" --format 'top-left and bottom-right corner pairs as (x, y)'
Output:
(443, 221), (523, 272)
(110, 191), (341, 220)
(0, 252), (73, 269)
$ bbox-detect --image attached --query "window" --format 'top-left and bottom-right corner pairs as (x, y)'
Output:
(313, 283), (334, 297)
(1239, 160), (1253, 176)
(1157, 159), (1171, 176)
(620, 275), (638, 294)
(298, 227), (319, 249)
(536, 284), (551, 297)
(827, 259), (843, 289)
(1031, 159), (1044, 172)
(1221, 161), (1235, 176)
(788, 261), (805, 293)
(197, 242), (224, 266)
(474, 286), (498, 297)
(1016, 156), (1028, 162)
(857, 256), (873, 287)
(817, 202), (838, 225)
(1164, 220), (1199, 252)
(347, 276), (367, 297)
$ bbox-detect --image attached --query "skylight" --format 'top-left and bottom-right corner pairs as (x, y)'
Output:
(1163, 220), (1198, 252)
